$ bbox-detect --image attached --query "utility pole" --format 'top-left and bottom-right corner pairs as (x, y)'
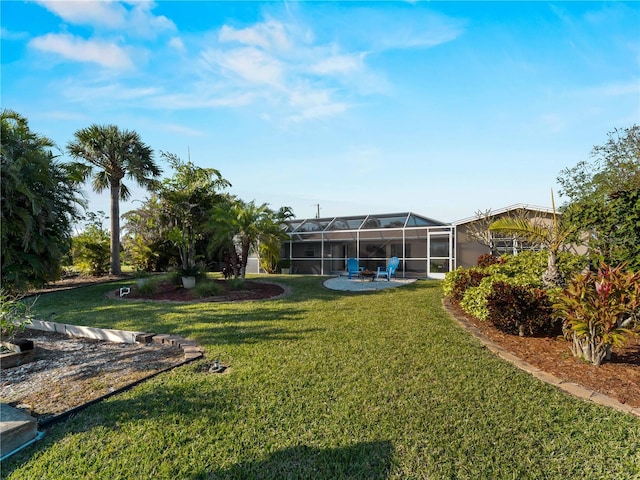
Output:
(312, 204), (320, 218)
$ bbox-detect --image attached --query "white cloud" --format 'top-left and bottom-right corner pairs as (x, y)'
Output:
(169, 36), (185, 52)
(29, 33), (133, 69)
(61, 81), (160, 103)
(1, 27), (29, 41)
(201, 46), (284, 87)
(34, 0), (175, 38)
(314, 6), (465, 52)
(219, 20), (291, 51)
(286, 87), (349, 122)
(35, 0), (128, 29)
(310, 53), (365, 75)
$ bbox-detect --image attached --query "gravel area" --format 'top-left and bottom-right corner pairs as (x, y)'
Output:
(323, 276), (417, 291)
(1, 329), (186, 421)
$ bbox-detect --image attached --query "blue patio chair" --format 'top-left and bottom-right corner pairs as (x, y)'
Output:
(347, 258), (363, 279)
(376, 256), (399, 281)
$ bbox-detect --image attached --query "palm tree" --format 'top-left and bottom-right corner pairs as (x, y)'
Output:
(210, 199), (293, 279)
(67, 125), (160, 275)
(488, 192), (576, 287)
(157, 152), (230, 274)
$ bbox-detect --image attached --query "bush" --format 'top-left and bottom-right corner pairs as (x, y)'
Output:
(135, 277), (161, 296)
(489, 251), (547, 287)
(477, 254), (500, 268)
(0, 290), (34, 340)
(486, 282), (555, 336)
(554, 263), (640, 365)
(460, 275), (508, 320)
(443, 268), (489, 301)
(227, 278), (246, 290)
(194, 280), (223, 298)
(448, 250), (588, 324)
(72, 226), (110, 276)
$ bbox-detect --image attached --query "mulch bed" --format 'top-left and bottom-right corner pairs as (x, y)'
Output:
(117, 279), (286, 303)
(445, 300), (640, 408)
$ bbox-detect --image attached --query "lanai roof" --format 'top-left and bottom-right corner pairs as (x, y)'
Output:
(286, 212), (448, 234)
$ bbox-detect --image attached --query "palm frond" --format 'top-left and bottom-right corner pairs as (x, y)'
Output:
(489, 218), (552, 244)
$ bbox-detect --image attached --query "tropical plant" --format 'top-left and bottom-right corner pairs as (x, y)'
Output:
(72, 212), (110, 276)
(443, 267), (489, 302)
(486, 282), (555, 337)
(258, 241), (280, 274)
(477, 254), (500, 268)
(1, 110), (83, 293)
(122, 195), (174, 271)
(157, 152), (230, 273)
(558, 125), (640, 270)
(67, 124), (161, 275)
(554, 263), (640, 366)
(208, 198), (293, 279)
(489, 192), (576, 287)
(0, 290), (35, 341)
(194, 279), (223, 298)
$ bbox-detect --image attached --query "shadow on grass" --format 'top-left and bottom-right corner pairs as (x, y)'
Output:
(190, 441), (394, 480)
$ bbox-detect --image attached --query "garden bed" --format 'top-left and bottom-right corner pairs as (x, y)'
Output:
(446, 300), (640, 408)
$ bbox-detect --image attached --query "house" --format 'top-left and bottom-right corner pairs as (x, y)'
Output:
(280, 212), (454, 279)
(453, 204), (561, 269)
(246, 204), (569, 278)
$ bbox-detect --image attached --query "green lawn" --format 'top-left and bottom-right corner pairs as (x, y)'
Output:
(3, 276), (639, 479)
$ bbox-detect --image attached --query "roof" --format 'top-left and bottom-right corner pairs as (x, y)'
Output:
(286, 212), (448, 233)
(452, 204), (557, 226)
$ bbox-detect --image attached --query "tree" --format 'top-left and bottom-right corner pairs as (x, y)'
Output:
(1, 110), (83, 293)
(67, 125), (161, 275)
(209, 198), (293, 279)
(72, 212), (110, 276)
(557, 125), (640, 269)
(489, 192), (576, 287)
(121, 195), (173, 271)
(157, 152), (230, 273)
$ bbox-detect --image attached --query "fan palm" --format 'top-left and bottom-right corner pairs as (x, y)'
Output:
(67, 125), (161, 275)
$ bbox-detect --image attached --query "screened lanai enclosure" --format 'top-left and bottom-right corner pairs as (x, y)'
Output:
(282, 212), (456, 279)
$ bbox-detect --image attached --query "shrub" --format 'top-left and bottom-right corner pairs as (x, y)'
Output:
(491, 251), (547, 287)
(557, 251), (588, 279)
(460, 274), (508, 320)
(486, 282), (555, 336)
(443, 268), (489, 301)
(72, 226), (110, 276)
(443, 268), (466, 298)
(194, 280), (223, 298)
(554, 263), (640, 366)
(0, 290), (34, 340)
(227, 278), (246, 290)
(135, 277), (161, 296)
(477, 254), (500, 268)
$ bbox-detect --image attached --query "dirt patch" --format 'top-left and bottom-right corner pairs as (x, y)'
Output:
(0, 329), (186, 422)
(445, 300), (640, 409)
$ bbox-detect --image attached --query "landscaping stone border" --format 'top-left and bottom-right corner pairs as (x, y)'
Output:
(442, 298), (640, 418)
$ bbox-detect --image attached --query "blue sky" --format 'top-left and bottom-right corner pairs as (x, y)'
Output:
(2, 1), (639, 223)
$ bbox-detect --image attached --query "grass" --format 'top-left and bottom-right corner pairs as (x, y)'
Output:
(3, 276), (640, 479)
